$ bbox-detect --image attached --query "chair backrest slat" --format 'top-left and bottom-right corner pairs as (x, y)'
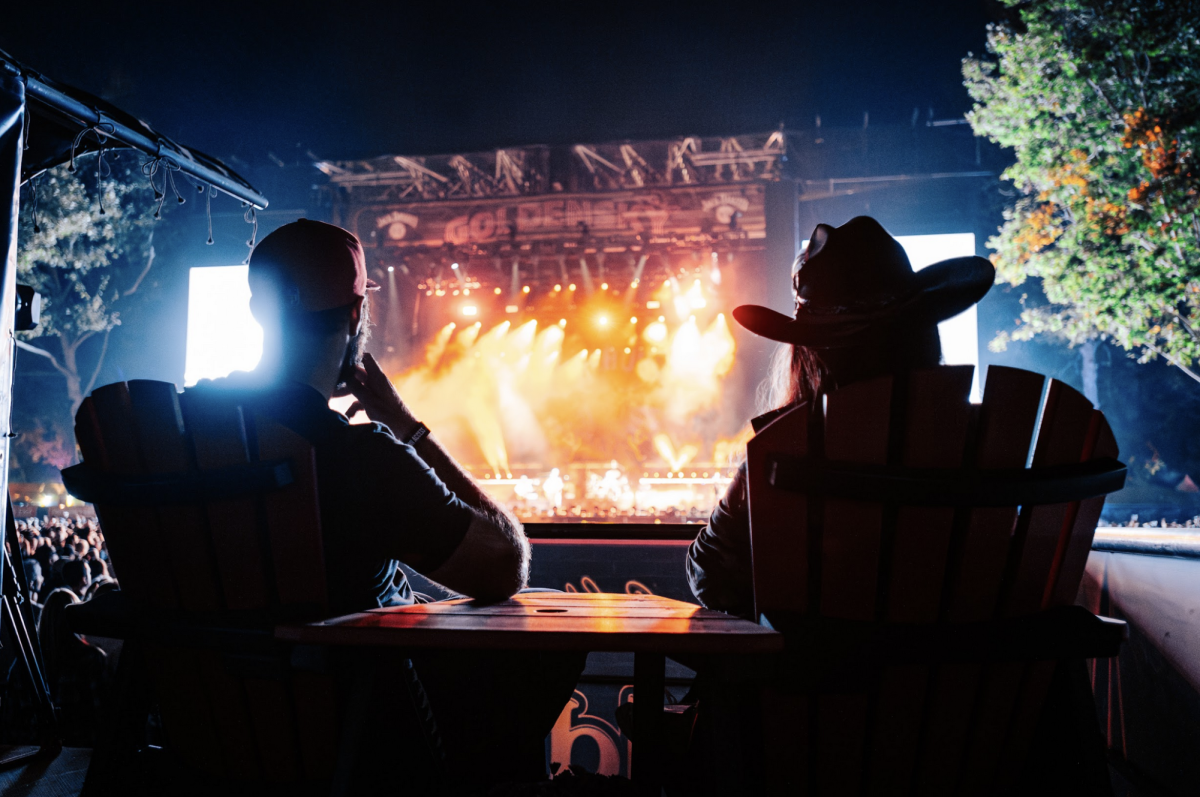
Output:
(1049, 413), (1118, 608)
(84, 386), (178, 607)
(255, 416), (328, 611)
(126, 380), (222, 612)
(179, 394), (271, 611)
(1002, 380), (1097, 618)
(945, 366), (1046, 624)
(886, 365), (974, 624)
(747, 404), (812, 616)
(820, 375), (893, 623)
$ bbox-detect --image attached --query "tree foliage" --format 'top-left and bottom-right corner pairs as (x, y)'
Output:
(964, 0), (1200, 382)
(17, 157), (158, 413)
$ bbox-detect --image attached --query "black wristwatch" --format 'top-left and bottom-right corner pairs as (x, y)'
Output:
(404, 421), (430, 446)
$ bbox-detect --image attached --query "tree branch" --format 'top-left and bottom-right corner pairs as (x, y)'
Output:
(82, 326), (112, 399)
(70, 331), (95, 352)
(1086, 78), (1122, 119)
(1171, 312), (1200, 347)
(16, 339), (72, 379)
(1145, 342), (1200, 386)
(122, 232), (155, 298)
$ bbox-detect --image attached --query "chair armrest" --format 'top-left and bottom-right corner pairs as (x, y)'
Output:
(61, 459), (294, 506)
(705, 606), (1129, 690)
(759, 605), (1126, 664)
(68, 591), (282, 654)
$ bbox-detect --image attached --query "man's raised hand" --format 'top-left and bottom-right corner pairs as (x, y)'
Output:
(345, 353), (420, 440)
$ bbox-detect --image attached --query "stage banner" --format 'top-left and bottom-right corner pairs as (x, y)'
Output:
(347, 184), (766, 250)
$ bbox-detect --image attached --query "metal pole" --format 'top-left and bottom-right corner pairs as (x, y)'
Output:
(19, 73), (268, 210)
(0, 70), (61, 769)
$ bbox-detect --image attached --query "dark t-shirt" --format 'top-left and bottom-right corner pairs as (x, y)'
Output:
(188, 373), (473, 615)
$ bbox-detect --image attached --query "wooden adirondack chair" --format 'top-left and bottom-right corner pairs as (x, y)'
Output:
(745, 365), (1128, 795)
(61, 380), (441, 796)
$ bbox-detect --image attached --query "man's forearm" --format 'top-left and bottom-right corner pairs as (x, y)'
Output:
(413, 432), (530, 598)
(412, 433), (518, 526)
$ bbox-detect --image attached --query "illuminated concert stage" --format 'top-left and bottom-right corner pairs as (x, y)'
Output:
(186, 133), (982, 526)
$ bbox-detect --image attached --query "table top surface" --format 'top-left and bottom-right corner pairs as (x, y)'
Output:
(276, 592), (783, 654)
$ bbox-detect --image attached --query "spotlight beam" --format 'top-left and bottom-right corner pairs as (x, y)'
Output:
(625, 254), (649, 309)
(579, 257), (594, 295)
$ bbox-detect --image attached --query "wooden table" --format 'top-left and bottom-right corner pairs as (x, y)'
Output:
(276, 592), (782, 792)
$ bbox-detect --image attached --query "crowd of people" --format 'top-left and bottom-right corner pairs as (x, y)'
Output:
(14, 514), (114, 605)
(1114, 514), (1200, 528)
(3, 513), (118, 745)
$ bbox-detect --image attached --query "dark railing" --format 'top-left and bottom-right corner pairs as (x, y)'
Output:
(1091, 529), (1200, 560)
(523, 523), (701, 542)
(526, 524), (1200, 561)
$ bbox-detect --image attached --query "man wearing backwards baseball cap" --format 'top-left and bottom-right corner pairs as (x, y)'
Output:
(189, 219), (582, 786)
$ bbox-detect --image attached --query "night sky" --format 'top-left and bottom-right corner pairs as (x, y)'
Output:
(4, 0), (1004, 163)
(9, 1), (1200, 492)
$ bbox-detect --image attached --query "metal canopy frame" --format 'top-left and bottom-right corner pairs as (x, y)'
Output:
(3, 50), (267, 209)
(21, 76), (268, 209)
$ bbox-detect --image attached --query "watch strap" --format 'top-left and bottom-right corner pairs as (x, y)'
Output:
(404, 422), (430, 446)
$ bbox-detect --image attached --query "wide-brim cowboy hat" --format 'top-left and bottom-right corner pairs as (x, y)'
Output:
(732, 216), (995, 348)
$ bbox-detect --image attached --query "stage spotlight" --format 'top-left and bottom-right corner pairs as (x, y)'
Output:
(601, 282), (609, 290)
(523, 285), (531, 294)
(596, 314), (610, 328)
(630, 316), (638, 324)
(555, 284), (562, 292)
(462, 305), (478, 317)
(644, 322), (668, 344)
(451, 262), (460, 270)
(569, 283), (577, 291)
(494, 287), (502, 295)
(506, 305), (519, 313)
(646, 300), (660, 309)
(558, 319), (567, 328)
(387, 266), (395, 273)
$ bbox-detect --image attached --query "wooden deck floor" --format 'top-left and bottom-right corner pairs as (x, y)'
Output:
(0, 747), (87, 797)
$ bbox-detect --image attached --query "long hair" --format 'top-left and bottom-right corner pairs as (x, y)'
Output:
(760, 324), (944, 413)
(758, 343), (828, 412)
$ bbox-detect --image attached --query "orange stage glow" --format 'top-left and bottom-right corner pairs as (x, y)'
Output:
(385, 279), (746, 522)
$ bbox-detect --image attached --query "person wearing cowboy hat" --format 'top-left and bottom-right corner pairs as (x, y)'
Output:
(686, 216), (994, 620)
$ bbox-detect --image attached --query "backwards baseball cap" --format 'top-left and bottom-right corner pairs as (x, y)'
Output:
(248, 219), (379, 315)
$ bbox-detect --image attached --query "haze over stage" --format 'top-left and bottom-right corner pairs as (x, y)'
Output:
(184, 233), (981, 523)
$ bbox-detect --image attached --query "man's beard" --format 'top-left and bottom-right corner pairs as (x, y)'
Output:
(335, 329), (367, 392)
